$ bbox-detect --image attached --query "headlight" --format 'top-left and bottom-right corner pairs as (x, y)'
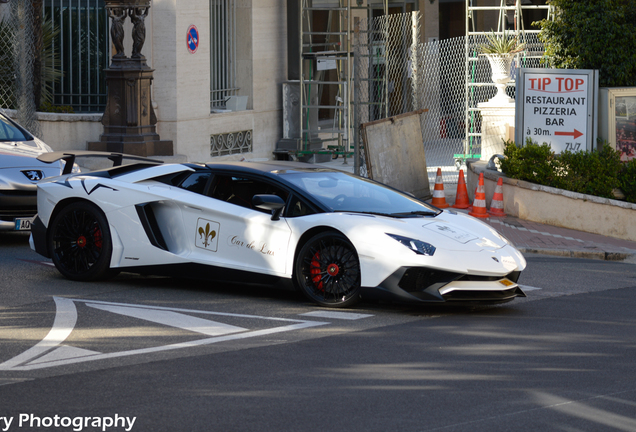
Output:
(386, 233), (436, 256)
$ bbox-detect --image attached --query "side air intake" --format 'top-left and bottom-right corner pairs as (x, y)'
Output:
(135, 203), (169, 251)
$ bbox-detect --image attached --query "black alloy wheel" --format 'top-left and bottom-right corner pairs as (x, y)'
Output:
(295, 231), (361, 308)
(48, 201), (114, 281)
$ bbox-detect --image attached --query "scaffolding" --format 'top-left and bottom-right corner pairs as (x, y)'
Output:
(460, 0), (552, 166)
(295, 0), (387, 162)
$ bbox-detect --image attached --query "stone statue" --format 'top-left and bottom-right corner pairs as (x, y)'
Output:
(130, 7), (149, 58)
(107, 7), (126, 58)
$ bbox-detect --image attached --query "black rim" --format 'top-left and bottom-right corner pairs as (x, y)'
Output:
(52, 209), (104, 275)
(300, 236), (360, 304)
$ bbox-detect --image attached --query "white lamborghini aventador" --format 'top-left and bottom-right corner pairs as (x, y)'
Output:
(30, 152), (526, 308)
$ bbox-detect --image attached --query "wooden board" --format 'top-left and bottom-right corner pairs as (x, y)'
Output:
(361, 109), (431, 200)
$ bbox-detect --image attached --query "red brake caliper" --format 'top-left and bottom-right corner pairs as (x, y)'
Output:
(310, 251), (324, 291)
(94, 228), (103, 249)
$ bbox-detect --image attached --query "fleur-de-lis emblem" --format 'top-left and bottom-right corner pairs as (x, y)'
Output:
(198, 223), (217, 248)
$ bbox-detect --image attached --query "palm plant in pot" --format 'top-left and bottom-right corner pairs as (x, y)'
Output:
(478, 31), (526, 103)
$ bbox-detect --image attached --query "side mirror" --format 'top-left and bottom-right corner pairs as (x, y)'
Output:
(252, 194), (286, 220)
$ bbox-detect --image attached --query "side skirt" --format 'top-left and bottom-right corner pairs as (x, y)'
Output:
(118, 262), (296, 291)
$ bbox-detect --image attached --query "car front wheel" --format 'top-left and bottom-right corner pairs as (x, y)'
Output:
(48, 201), (114, 281)
(295, 231), (361, 308)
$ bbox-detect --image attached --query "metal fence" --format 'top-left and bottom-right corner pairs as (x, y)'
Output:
(0, 0), (40, 135)
(44, 0), (109, 112)
(353, 12), (546, 184)
(0, 0), (108, 130)
(353, 12), (421, 177)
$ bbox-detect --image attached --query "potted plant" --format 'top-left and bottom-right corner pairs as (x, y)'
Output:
(478, 31), (526, 103)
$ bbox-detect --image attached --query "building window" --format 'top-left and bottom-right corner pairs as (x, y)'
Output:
(210, 0), (238, 111)
(44, 0), (109, 113)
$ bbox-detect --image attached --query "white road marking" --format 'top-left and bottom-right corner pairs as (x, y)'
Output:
(86, 303), (246, 337)
(300, 311), (374, 320)
(0, 297), (76, 370)
(28, 346), (100, 365)
(519, 285), (543, 291)
(0, 297), (329, 371)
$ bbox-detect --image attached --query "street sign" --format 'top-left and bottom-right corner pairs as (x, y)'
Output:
(516, 68), (598, 153)
(187, 25), (199, 54)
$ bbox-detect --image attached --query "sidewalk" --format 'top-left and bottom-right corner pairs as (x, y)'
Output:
(321, 158), (636, 263)
(455, 208), (636, 263)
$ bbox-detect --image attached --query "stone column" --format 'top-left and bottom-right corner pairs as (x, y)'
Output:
(478, 53), (516, 162)
(478, 99), (515, 162)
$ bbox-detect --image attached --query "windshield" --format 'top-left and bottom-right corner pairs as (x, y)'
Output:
(0, 114), (33, 143)
(281, 171), (440, 217)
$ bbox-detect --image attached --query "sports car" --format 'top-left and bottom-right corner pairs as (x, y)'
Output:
(0, 112), (75, 231)
(30, 151), (526, 308)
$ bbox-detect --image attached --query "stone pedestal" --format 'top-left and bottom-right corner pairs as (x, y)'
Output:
(88, 60), (173, 156)
(88, 0), (173, 157)
(478, 98), (515, 162)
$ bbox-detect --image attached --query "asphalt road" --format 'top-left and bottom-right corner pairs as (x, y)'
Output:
(1, 231), (636, 432)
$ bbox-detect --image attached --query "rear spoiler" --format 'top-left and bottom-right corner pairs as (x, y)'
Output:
(37, 151), (163, 175)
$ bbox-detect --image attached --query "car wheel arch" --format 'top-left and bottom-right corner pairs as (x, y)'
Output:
(293, 226), (351, 267)
(48, 197), (93, 225)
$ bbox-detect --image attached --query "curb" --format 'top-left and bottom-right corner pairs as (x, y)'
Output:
(518, 247), (636, 263)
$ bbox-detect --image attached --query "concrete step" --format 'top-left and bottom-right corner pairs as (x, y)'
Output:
(78, 154), (188, 171)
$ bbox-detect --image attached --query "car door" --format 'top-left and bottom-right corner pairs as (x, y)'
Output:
(178, 173), (293, 277)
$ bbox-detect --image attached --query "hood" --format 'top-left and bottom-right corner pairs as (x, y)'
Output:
(0, 137), (54, 168)
(339, 209), (510, 253)
(0, 138), (63, 190)
(418, 210), (509, 252)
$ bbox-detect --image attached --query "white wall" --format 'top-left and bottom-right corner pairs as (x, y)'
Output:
(151, 0), (287, 162)
(37, 113), (103, 151)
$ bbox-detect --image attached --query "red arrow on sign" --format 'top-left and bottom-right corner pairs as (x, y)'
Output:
(554, 129), (583, 139)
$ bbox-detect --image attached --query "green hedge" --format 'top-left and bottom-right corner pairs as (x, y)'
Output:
(499, 139), (636, 203)
(620, 159), (636, 203)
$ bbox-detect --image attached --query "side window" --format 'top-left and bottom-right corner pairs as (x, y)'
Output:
(0, 116), (30, 142)
(287, 195), (316, 217)
(209, 175), (289, 214)
(179, 172), (212, 194)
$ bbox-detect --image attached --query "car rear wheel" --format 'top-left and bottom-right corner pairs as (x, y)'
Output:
(48, 201), (114, 281)
(295, 231), (361, 308)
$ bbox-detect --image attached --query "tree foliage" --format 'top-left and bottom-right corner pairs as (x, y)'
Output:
(536, 0), (636, 87)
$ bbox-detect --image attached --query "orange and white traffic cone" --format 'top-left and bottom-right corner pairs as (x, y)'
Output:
(452, 169), (471, 209)
(469, 173), (489, 218)
(488, 177), (506, 217)
(431, 168), (449, 208)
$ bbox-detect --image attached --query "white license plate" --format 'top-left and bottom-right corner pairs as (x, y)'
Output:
(15, 218), (33, 231)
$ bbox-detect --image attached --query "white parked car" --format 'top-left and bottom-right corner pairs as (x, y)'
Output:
(30, 152), (526, 308)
